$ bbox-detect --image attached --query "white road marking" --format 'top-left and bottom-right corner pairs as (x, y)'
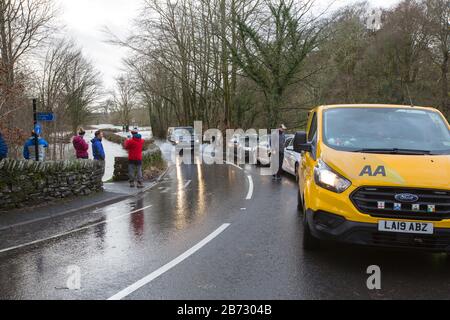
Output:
(225, 161), (243, 171)
(224, 162), (253, 200)
(0, 205), (153, 255)
(108, 223), (231, 300)
(246, 175), (254, 200)
(184, 180), (192, 189)
(160, 187), (171, 193)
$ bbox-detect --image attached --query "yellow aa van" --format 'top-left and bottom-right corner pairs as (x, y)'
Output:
(293, 105), (450, 251)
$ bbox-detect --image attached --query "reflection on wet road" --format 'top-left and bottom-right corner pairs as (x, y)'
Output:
(1, 153), (450, 299)
(0, 162), (248, 300)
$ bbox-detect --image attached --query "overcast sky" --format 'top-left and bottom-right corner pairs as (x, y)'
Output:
(57, 0), (401, 91)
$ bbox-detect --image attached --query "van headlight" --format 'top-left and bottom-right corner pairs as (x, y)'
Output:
(314, 160), (351, 193)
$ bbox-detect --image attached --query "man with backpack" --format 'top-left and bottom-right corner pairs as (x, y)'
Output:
(23, 131), (49, 161)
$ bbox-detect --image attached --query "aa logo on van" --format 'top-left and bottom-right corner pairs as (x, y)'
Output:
(360, 165), (387, 177)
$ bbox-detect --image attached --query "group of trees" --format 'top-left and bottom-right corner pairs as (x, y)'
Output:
(317, 0), (449, 118)
(0, 0), (102, 159)
(113, 0), (449, 137)
(39, 39), (101, 158)
(1, 0), (448, 156)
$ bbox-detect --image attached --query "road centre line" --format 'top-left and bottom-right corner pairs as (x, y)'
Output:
(225, 161), (244, 171)
(0, 205), (153, 255)
(108, 223), (231, 300)
(246, 176), (254, 200)
(224, 162), (254, 200)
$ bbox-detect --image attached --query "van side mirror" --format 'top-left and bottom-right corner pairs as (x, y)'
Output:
(293, 131), (312, 153)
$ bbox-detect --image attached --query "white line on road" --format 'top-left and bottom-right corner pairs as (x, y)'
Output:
(225, 161), (243, 171)
(246, 175), (254, 200)
(224, 162), (253, 200)
(184, 180), (192, 189)
(160, 187), (171, 193)
(108, 223), (231, 300)
(0, 205), (153, 255)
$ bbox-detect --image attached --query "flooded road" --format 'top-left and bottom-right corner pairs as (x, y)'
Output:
(1, 148), (450, 300)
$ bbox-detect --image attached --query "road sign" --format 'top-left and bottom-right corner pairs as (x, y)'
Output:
(37, 112), (55, 122)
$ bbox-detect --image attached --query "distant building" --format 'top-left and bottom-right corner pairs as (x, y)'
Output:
(366, 9), (383, 31)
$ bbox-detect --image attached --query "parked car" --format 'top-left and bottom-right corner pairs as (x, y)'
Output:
(167, 127), (175, 143)
(257, 134), (295, 168)
(257, 135), (271, 166)
(168, 127), (199, 152)
(227, 133), (259, 162)
(282, 135), (302, 180)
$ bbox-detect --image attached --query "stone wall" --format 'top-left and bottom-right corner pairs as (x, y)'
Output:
(0, 159), (104, 210)
(113, 144), (163, 182)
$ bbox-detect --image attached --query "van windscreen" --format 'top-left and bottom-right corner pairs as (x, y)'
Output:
(323, 108), (450, 155)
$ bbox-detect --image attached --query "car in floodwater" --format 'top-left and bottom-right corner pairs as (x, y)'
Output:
(294, 104), (450, 252)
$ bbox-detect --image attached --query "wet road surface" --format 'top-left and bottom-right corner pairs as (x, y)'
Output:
(1, 152), (450, 299)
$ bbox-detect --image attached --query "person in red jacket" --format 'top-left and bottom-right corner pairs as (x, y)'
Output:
(124, 129), (145, 188)
(72, 128), (89, 159)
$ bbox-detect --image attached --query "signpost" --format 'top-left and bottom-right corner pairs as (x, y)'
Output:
(32, 99), (39, 161)
(37, 112), (55, 122)
(31, 100), (55, 161)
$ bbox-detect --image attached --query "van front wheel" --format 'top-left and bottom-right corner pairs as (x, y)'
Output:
(302, 210), (321, 250)
(297, 190), (303, 212)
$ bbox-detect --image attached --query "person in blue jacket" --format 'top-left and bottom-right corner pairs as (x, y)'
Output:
(0, 131), (8, 159)
(23, 131), (49, 161)
(91, 130), (105, 161)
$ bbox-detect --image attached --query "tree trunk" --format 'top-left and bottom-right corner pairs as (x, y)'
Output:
(220, 0), (231, 129)
(441, 52), (449, 119)
(267, 89), (282, 129)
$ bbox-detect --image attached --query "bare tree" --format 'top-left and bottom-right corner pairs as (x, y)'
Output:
(112, 74), (137, 130)
(63, 50), (102, 134)
(0, 0), (55, 122)
(426, 0), (449, 117)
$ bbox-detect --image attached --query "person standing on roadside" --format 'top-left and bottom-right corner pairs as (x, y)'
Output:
(124, 129), (145, 188)
(0, 131), (8, 160)
(23, 131), (49, 161)
(91, 130), (105, 161)
(273, 124), (287, 180)
(72, 128), (89, 159)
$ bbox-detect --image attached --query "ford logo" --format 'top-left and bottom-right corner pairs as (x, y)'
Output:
(395, 193), (419, 203)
